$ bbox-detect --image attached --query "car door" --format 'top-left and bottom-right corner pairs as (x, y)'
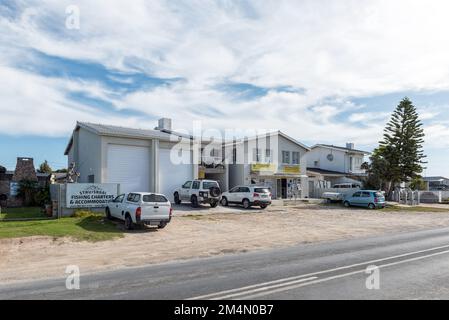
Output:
(110, 194), (125, 217)
(350, 191), (362, 206)
(227, 186), (239, 203)
(180, 181), (192, 200)
(360, 191), (372, 207)
(239, 187), (251, 203)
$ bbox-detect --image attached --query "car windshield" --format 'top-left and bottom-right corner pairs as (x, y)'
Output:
(203, 181), (219, 189)
(254, 188), (270, 193)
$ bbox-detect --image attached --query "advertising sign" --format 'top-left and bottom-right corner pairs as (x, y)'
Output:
(66, 184), (118, 208)
(251, 163), (276, 173)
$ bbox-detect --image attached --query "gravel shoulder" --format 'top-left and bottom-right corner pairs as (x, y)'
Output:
(2, 204), (449, 283)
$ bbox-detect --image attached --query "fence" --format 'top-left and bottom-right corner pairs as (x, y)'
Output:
(391, 190), (449, 204)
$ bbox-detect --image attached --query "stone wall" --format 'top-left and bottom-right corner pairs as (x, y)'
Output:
(12, 158), (38, 182)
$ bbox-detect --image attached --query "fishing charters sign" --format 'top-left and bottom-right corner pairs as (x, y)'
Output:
(66, 184), (118, 208)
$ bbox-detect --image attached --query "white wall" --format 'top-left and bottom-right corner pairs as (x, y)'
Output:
(307, 147), (365, 174)
(76, 128), (102, 183)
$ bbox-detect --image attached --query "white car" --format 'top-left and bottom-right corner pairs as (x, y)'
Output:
(221, 186), (272, 209)
(106, 192), (172, 230)
(173, 180), (222, 208)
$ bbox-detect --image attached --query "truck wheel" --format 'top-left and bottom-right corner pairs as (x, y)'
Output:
(174, 192), (181, 205)
(106, 207), (112, 220)
(210, 201), (218, 208)
(158, 222), (167, 229)
(221, 197), (229, 206)
(243, 199), (251, 209)
(191, 195), (199, 208)
(124, 214), (134, 230)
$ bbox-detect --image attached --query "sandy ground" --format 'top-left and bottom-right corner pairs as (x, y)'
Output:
(2, 204), (449, 283)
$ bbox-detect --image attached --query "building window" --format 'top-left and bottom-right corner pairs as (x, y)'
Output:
(265, 149), (272, 163)
(349, 157), (353, 171)
(88, 175), (94, 183)
(292, 152), (300, 164)
(282, 151), (290, 164)
(253, 148), (262, 162)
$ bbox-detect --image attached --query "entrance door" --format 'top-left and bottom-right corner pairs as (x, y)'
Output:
(276, 179), (288, 199)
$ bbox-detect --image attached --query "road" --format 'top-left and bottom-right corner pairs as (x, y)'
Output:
(2, 227), (449, 300)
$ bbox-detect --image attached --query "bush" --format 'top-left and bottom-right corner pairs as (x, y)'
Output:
(72, 209), (98, 218)
(34, 186), (51, 207)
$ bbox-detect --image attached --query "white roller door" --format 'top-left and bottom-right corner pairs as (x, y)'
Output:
(107, 144), (150, 194)
(159, 148), (193, 201)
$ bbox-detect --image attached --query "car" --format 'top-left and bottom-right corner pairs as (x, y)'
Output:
(343, 190), (386, 209)
(106, 192), (172, 230)
(221, 185), (272, 209)
(173, 179), (222, 208)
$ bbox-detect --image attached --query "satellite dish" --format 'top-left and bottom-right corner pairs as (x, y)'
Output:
(327, 154), (334, 161)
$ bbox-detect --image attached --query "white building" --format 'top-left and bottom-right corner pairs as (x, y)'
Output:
(228, 131), (310, 199)
(64, 119), (211, 201)
(306, 143), (369, 195)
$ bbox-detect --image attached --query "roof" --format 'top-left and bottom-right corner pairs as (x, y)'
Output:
(311, 144), (370, 154)
(65, 122), (194, 155)
(306, 168), (347, 176)
(423, 176), (449, 182)
(226, 131), (311, 151)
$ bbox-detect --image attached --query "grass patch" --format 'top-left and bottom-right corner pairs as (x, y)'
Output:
(383, 205), (449, 213)
(0, 207), (47, 220)
(0, 211), (123, 242)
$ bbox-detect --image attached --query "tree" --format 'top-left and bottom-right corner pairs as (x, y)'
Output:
(367, 97), (426, 194)
(38, 160), (53, 174)
(18, 180), (38, 206)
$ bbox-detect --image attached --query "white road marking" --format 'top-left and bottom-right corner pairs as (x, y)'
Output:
(188, 243), (449, 300)
(233, 248), (449, 300)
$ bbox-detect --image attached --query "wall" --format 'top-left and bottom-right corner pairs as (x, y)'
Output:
(73, 128), (102, 183)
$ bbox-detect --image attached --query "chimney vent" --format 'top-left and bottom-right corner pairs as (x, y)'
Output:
(156, 118), (172, 132)
(346, 143), (354, 150)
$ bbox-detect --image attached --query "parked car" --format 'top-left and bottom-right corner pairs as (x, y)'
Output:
(106, 192), (172, 230)
(173, 179), (222, 208)
(343, 190), (386, 209)
(221, 186), (272, 209)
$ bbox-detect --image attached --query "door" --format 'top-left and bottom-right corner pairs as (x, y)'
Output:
(159, 148), (194, 201)
(141, 194), (170, 220)
(107, 144), (150, 193)
(350, 191), (362, 206)
(110, 194), (125, 217)
(281, 179), (287, 199)
(180, 181), (192, 200)
(227, 186), (239, 203)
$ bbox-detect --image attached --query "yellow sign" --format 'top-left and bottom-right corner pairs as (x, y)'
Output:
(198, 166), (206, 179)
(251, 163), (276, 173)
(281, 165), (301, 174)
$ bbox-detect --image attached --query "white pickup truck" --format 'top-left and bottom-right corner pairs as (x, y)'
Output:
(106, 192), (172, 230)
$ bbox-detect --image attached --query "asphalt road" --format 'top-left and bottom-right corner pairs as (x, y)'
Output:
(2, 227), (449, 300)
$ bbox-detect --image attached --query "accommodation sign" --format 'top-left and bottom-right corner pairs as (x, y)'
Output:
(66, 184), (118, 208)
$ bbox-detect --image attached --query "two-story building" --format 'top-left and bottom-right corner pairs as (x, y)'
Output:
(306, 143), (369, 196)
(228, 131), (310, 199)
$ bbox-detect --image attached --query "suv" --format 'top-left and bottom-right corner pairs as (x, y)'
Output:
(221, 186), (272, 209)
(174, 180), (222, 208)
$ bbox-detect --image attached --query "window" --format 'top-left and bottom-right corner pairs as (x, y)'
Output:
(292, 152), (300, 164)
(203, 181), (219, 189)
(282, 151), (290, 164)
(114, 194), (125, 203)
(210, 148), (220, 157)
(265, 149), (272, 163)
(349, 157), (353, 171)
(143, 194), (168, 203)
(238, 187), (250, 193)
(88, 175), (95, 183)
(183, 181), (192, 189)
(254, 188), (270, 194)
(253, 148), (262, 162)
(352, 192), (361, 197)
(192, 181), (200, 189)
(127, 193), (140, 202)
(361, 192), (371, 197)
(229, 187), (239, 193)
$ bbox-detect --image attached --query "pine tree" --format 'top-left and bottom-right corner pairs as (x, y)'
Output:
(379, 97), (426, 186)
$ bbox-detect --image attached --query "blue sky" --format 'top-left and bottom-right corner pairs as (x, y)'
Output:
(1, 1), (449, 176)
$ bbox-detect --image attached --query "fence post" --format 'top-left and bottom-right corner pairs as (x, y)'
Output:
(439, 191), (442, 203)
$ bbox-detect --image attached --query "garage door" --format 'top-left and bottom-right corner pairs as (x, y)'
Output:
(159, 148), (193, 201)
(107, 144), (150, 194)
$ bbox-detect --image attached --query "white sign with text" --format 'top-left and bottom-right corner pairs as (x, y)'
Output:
(66, 184), (118, 208)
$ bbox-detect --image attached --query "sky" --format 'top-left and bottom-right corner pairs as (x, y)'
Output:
(1, 0), (449, 177)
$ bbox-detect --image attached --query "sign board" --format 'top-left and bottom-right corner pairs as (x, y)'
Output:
(280, 165), (301, 175)
(251, 163), (276, 173)
(66, 184), (118, 208)
(10, 182), (20, 196)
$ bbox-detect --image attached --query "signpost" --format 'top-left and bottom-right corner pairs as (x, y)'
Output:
(66, 184), (118, 209)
